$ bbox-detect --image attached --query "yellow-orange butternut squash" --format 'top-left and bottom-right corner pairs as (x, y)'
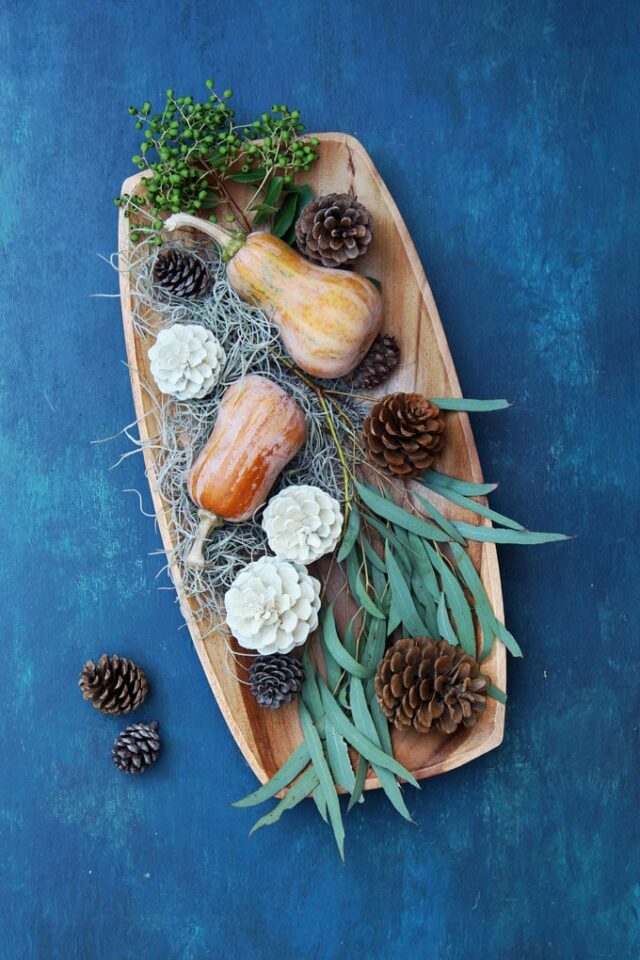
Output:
(186, 375), (307, 568)
(165, 214), (383, 379)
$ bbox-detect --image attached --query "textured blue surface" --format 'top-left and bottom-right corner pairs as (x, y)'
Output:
(1, 1), (638, 957)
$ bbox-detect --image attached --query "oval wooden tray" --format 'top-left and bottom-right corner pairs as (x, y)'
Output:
(118, 133), (506, 791)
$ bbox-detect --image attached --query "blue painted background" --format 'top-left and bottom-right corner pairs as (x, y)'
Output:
(1, 1), (638, 957)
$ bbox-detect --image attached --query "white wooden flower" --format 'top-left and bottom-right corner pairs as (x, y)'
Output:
(262, 485), (343, 564)
(224, 556), (321, 655)
(148, 323), (225, 401)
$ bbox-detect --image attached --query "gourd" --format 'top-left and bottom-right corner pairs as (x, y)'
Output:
(186, 375), (307, 569)
(165, 214), (383, 379)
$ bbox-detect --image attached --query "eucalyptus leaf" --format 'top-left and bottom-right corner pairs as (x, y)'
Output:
(437, 593), (459, 645)
(249, 767), (318, 833)
(299, 703), (345, 858)
(406, 534), (440, 598)
(454, 522), (568, 545)
(321, 603), (374, 679)
(321, 606), (344, 692)
(350, 679), (412, 822)
(424, 543), (476, 654)
(385, 544), (428, 637)
(429, 397), (510, 411)
(422, 470), (498, 497)
(348, 755), (368, 811)
(412, 491), (466, 544)
(301, 647), (325, 731)
(346, 551), (385, 619)
(312, 785), (328, 822)
(361, 534), (387, 574)
(356, 481), (450, 542)
(318, 677), (419, 787)
(487, 684), (507, 704)
(325, 722), (356, 793)
(337, 502), (361, 562)
(233, 742), (310, 807)
(417, 477), (525, 531)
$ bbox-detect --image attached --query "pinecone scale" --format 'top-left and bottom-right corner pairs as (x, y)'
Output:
(352, 334), (400, 389)
(375, 637), (489, 735)
(79, 654), (148, 715)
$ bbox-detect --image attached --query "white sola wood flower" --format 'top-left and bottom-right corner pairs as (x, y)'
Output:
(148, 323), (225, 401)
(262, 485), (343, 564)
(224, 556), (321, 655)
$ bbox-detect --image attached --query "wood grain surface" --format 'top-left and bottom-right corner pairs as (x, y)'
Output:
(119, 132), (506, 790)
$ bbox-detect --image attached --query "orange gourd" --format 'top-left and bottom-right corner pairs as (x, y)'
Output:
(186, 375), (307, 568)
(166, 214), (383, 379)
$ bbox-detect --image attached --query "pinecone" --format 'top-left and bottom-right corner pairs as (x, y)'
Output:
(152, 248), (210, 299)
(248, 654), (305, 708)
(112, 721), (161, 774)
(352, 334), (401, 389)
(363, 392), (445, 478)
(79, 654), (148, 715)
(295, 193), (372, 268)
(375, 637), (489, 735)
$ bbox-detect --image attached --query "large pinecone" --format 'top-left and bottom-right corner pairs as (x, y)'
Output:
(112, 721), (161, 774)
(352, 334), (401, 389)
(375, 637), (489, 735)
(248, 654), (305, 708)
(79, 654), (148, 715)
(363, 392), (445, 478)
(295, 193), (372, 268)
(152, 248), (210, 299)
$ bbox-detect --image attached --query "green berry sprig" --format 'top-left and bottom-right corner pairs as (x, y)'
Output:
(115, 80), (319, 245)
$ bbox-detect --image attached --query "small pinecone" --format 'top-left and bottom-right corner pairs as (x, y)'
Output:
(295, 193), (372, 268)
(113, 721), (160, 774)
(352, 334), (401, 389)
(375, 637), (489, 735)
(363, 392), (445, 478)
(152, 248), (210, 299)
(79, 654), (148, 715)
(248, 654), (305, 708)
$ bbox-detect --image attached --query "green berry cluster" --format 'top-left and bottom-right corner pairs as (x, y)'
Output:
(115, 81), (319, 244)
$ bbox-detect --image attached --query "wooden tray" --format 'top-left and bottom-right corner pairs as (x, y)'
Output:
(118, 133), (506, 791)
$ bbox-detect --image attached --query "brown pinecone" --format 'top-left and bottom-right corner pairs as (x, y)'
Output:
(79, 654), (148, 715)
(295, 193), (372, 268)
(352, 334), (400, 389)
(363, 392), (445, 478)
(375, 637), (489, 735)
(113, 721), (161, 774)
(249, 654), (305, 708)
(152, 248), (210, 299)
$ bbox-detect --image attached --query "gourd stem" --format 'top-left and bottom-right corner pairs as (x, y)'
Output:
(164, 213), (247, 261)
(186, 509), (225, 569)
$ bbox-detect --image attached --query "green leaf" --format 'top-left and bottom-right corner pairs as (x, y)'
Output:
(299, 702), (345, 859)
(385, 544), (428, 637)
(424, 543), (476, 655)
(350, 679), (412, 821)
(356, 481), (450, 542)
(272, 191), (298, 238)
(454, 522), (569, 545)
(249, 767), (318, 833)
(412, 491), (466, 544)
(422, 470), (498, 497)
(369, 693), (394, 756)
(346, 551), (385, 619)
(253, 175), (284, 225)
(487, 684), (507, 704)
(321, 607), (343, 692)
(322, 602), (374, 679)
(437, 593), (458, 645)
(429, 397), (510, 411)
(406, 533), (440, 599)
(348, 755), (368, 811)
(417, 476), (524, 531)
(325, 722), (356, 793)
(449, 542), (498, 659)
(337, 502), (361, 562)
(366, 275), (382, 291)
(301, 647), (325, 730)
(312, 785), (328, 822)
(360, 618), (386, 674)
(361, 534), (387, 574)
(228, 167), (267, 182)
(319, 677), (419, 787)
(233, 742), (309, 807)
(494, 619), (523, 657)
